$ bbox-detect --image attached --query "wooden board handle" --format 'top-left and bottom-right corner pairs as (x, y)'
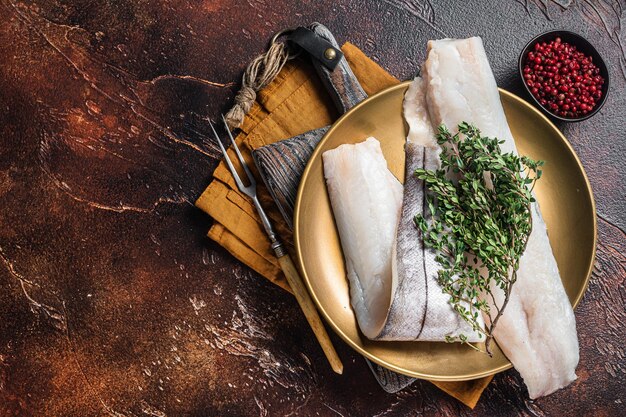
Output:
(309, 23), (367, 114)
(277, 254), (343, 375)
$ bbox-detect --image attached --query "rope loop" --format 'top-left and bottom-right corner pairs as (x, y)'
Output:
(224, 28), (299, 130)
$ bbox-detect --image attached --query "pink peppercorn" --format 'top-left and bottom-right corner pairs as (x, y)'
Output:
(524, 37), (604, 118)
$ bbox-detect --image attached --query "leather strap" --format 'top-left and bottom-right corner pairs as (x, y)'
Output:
(288, 26), (344, 71)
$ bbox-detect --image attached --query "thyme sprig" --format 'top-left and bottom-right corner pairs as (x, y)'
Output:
(414, 122), (543, 355)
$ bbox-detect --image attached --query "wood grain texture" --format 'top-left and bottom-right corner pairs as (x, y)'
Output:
(309, 23), (368, 113)
(277, 254), (343, 375)
(0, 0), (624, 416)
(252, 126), (328, 228)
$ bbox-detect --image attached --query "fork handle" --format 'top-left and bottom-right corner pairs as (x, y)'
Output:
(276, 253), (344, 375)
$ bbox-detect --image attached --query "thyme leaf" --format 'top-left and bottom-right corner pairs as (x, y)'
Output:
(415, 122), (543, 355)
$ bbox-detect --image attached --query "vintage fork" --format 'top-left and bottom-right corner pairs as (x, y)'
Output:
(210, 115), (343, 374)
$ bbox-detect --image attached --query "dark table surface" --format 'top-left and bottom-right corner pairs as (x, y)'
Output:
(1, 0), (625, 416)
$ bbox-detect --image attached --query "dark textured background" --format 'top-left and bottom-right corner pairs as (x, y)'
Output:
(0, 0), (624, 416)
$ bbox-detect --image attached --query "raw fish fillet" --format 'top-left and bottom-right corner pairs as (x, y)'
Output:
(422, 37), (579, 398)
(323, 83), (484, 342)
(377, 77), (483, 341)
(323, 138), (403, 339)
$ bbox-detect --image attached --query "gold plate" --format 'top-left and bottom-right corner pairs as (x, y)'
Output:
(294, 81), (597, 381)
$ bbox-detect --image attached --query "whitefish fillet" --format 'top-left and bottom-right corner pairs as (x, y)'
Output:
(423, 37), (579, 398)
(323, 138), (403, 339)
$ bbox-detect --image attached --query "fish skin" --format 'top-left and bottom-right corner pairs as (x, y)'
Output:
(379, 141), (483, 341)
(377, 77), (483, 342)
(423, 37), (579, 398)
(376, 142), (429, 340)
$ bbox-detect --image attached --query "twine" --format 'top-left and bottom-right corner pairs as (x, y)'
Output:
(225, 36), (296, 130)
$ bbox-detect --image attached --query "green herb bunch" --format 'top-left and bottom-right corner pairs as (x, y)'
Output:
(414, 122), (543, 355)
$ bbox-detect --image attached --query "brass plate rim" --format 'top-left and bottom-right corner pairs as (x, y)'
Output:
(293, 81), (597, 381)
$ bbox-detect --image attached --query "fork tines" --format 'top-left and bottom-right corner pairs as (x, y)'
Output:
(208, 115), (257, 197)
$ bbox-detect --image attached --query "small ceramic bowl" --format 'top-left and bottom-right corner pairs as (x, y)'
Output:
(518, 30), (609, 122)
